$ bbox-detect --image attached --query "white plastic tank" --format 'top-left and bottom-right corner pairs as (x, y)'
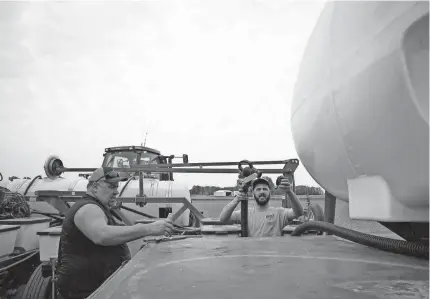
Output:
(291, 2), (429, 222)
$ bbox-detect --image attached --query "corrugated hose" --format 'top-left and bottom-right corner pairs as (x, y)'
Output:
(290, 221), (429, 259)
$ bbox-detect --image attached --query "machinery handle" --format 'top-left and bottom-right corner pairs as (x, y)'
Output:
(238, 160), (254, 172)
(282, 159), (299, 177)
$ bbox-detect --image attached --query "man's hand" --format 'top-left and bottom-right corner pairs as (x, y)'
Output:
(164, 213), (174, 237)
(237, 178), (246, 189)
(277, 177), (292, 192)
(234, 191), (248, 203)
(148, 214), (174, 236)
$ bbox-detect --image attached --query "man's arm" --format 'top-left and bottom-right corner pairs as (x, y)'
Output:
(281, 208), (296, 228)
(286, 189), (304, 219)
(219, 195), (242, 224)
(278, 177), (304, 220)
(74, 204), (171, 246)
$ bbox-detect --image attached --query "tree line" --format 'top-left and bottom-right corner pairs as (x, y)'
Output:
(189, 176), (324, 196)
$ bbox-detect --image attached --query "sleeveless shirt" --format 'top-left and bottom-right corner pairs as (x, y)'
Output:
(56, 194), (131, 299)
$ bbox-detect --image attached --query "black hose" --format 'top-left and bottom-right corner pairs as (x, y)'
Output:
(118, 176), (135, 197)
(23, 175), (42, 196)
(290, 221), (429, 259)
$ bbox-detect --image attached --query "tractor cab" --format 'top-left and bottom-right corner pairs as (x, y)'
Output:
(101, 146), (188, 181)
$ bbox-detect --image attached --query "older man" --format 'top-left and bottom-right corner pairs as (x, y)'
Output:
(56, 167), (174, 299)
(219, 176), (303, 237)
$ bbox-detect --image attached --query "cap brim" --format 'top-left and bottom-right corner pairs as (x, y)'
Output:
(105, 176), (129, 183)
(104, 172), (130, 183)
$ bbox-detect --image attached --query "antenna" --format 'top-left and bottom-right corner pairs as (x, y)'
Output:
(143, 132), (148, 147)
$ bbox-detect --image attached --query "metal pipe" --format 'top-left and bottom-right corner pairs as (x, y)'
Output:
(168, 156), (174, 180)
(57, 167), (290, 174)
(136, 152), (144, 198)
(53, 159), (295, 174)
(146, 159), (290, 168)
(50, 257), (57, 299)
(324, 191), (336, 235)
(240, 199), (248, 237)
(34, 191), (206, 222)
(31, 210), (64, 222)
(119, 205), (157, 219)
(238, 177), (254, 238)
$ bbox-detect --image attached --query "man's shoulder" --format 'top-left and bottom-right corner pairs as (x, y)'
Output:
(73, 204), (92, 219)
(69, 195), (97, 210)
(77, 202), (101, 212)
(73, 203), (108, 230)
(73, 201), (106, 221)
(70, 199), (97, 212)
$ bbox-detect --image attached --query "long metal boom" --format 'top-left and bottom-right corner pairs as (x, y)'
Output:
(147, 160), (289, 168)
(55, 159), (298, 174)
(57, 167), (289, 174)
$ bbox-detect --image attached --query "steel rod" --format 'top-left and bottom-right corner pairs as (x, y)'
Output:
(119, 205), (157, 219)
(324, 191), (336, 235)
(240, 199), (248, 237)
(57, 167), (290, 174)
(34, 191), (205, 221)
(140, 160), (290, 168)
(54, 159), (296, 174)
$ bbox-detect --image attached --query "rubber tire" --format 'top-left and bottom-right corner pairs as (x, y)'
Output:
(21, 264), (51, 299)
(307, 203), (325, 235)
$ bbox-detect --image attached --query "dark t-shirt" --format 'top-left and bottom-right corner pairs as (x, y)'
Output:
(56, 194), (131, 299)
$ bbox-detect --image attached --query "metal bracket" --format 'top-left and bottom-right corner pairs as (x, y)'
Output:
(135, 194), (147, 207)
(34, 191), (205, 224)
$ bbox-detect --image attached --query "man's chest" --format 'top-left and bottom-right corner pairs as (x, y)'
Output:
(249, 210), (279, 227)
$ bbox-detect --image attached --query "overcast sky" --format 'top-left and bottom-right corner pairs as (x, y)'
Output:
(0, 0), (326, 189)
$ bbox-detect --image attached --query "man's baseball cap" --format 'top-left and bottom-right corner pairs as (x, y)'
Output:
(88, 167), (129, 183)
(252, 177), (271, 190)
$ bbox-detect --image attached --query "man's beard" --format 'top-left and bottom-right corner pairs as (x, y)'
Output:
(254, 193), (270, 206)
